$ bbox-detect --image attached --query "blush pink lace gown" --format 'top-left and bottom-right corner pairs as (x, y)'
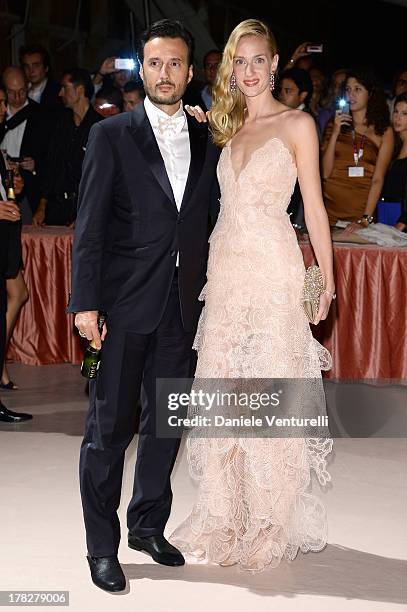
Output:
(170, 137), (333, 571)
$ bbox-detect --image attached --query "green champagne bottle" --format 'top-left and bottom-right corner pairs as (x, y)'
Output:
(80, 312), (107, 379)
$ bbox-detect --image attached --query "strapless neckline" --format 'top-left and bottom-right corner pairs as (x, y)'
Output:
(227, 137), (296, 182)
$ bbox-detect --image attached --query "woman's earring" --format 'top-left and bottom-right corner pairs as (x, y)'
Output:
(270, 72), (275, 92)
(230, 73), (237, 92)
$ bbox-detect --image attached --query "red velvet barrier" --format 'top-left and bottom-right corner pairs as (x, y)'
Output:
(7, 227), (407, 380)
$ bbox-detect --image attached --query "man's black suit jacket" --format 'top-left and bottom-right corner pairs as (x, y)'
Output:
(19, 99), (55, 212)
(68, 103), (220, 333)
(39, 79), (63, 115)
(0, 99), (55, 213)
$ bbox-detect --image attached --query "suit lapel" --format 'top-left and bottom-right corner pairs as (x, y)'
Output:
(180, 114), (208, 212)
(127, 104), (176, 211)
(19, 100), (37, 157)
(0, 152), (6, 185)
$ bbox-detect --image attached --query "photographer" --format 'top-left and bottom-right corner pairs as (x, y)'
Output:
(92, 56), (134, 95)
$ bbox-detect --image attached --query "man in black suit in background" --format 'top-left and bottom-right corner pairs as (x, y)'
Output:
(0, 67), (54, 218)
(68, 19), (220, 592)
(33, 69), (102, 227)
(19, 44), (63, 116)
(184, 48), (222, 112)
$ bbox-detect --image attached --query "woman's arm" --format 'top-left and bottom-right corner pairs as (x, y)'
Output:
(290, 112), (335, 323)
(363, 126), (394, 217)
(344, 126), (395, 233)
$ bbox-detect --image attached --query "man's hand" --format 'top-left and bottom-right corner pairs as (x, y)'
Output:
(93, 57), (118, 84)
(75, 311), (107, 350)
(0, 200), (21, 222)
(291, 41), (312, 62)
(19, 156), (35, 172)
(33, 208), (45, 226)
(32, 198), (46, 226)
(99, 57), (118, 76)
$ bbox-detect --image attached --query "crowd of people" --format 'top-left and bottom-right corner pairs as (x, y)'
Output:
(0, 36), (406, 423)
(0, 17), (405, 589)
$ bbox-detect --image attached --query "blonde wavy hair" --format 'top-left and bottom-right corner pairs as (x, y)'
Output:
(208, 19), (278, 148)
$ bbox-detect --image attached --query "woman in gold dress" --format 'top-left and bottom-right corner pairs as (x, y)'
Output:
(322, 68), (394, 229)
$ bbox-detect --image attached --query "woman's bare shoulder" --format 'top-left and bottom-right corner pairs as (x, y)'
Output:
(273, 110), (317, 151)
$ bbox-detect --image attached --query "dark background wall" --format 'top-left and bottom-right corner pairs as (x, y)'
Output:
(206, 0), (406, 85)
(1, 0), (405, 87)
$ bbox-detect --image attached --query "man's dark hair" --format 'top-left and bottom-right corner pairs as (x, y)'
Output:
(95, 86), (124, 111)
(19, 43), (51, 71)
(280, 67), (313, 106)
(62, 68), (94, 100)
(203, 49), (221, 67)
(123, 80), (145, 98)
(392, 68), (407, 96)
(139, 19), (194, 66)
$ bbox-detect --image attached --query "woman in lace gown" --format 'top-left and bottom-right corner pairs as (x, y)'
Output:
(170, 19), (336, 571)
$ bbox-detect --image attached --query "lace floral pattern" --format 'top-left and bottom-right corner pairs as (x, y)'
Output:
(170, 138), (333, 571)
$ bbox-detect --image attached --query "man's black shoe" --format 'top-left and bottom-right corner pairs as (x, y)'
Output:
(128, 533), (185, 566)
(0, 402), (32, 423)
(86, 555), (126, 592)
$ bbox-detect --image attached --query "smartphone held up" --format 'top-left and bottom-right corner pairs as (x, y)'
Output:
(306, 43), (323, 53)
(114, 58), (135, 71)
(336, 98), (350, 115)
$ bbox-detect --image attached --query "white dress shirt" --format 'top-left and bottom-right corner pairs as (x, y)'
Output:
(144, 96), (190, 213)
(201, 85), (213, 110)
(0, 100), (29, 158)
(144, 97), (190, 267)
(0, 176), (7, 201)
(28, 78), (48, 104)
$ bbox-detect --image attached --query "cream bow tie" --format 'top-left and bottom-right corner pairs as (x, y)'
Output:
(157, 114), (185, 136)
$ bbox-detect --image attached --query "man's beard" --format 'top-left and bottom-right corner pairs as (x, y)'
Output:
(144, 79), (187, 106)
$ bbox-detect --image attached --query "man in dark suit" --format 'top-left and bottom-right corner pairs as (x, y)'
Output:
(19, 44), (63, 116)
(278, 68), (314, 231)
(0, 67), (54, 217)
(68, 19), (220, 592)
(33, 68), (102, 226)
(184, 48), (222, 112)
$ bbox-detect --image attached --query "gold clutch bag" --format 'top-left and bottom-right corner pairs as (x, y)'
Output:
(302, 265), (325, 323)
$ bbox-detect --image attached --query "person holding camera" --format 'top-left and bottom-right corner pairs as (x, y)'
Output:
(321, 67), (394, 230)
(92, 56), (134, 96)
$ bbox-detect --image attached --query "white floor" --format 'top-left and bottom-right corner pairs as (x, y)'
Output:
(1, 364), (406, 612)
